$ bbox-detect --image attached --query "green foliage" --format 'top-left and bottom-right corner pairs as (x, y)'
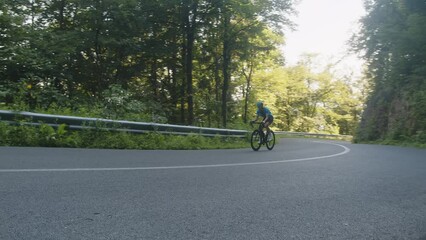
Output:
(353, 0), (426, 145)
(1, 0), (365, 139)
(0, 123), (247, 150)
(6, 124), (37, 146)
(249, 54), (363, 136)
(101, 84), (153, 121)
(0, 0), (295, 128)
(37, 124), (57, 147)
(0, 122), (10, 145)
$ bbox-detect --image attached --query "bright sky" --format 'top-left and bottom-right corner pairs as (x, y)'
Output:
(282, 0), (366, 76)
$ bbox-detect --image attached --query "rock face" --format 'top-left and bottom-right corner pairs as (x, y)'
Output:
(356, 81), (426, 143)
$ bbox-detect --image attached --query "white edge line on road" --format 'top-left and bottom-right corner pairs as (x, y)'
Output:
(0, 141), (350, 173)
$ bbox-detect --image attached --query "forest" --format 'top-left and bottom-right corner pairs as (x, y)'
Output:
(353, 0), (426, 144)
(2, 0), (423, 145)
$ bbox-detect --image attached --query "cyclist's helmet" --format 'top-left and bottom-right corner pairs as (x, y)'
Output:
(256, 101), (263, 109)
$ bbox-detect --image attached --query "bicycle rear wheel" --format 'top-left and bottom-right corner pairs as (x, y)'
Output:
(250, 130), (262, 151)
(266, 131), (275, 150)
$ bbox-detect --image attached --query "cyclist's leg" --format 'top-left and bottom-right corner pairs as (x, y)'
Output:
(258, 124), (264, 143)
(263, 121), (270, 140)
(264, 117), (273, 140)
(265, 117), (273, 130)
(264, 121), (271, 131)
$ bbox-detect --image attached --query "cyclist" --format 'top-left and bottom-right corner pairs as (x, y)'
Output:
(250, 101), (274, 141)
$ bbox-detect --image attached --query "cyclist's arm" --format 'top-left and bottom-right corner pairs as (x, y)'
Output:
(252, 115), (260, 123)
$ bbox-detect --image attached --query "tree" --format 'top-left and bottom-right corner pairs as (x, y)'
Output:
(250, 52), (363, 135)
(0, 0), (299, 128)
(353, 0), (426, 142)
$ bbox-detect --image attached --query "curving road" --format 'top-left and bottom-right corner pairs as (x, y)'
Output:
(0, 139), (425, 239)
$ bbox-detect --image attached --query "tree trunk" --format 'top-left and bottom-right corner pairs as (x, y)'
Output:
(185, 28), (195, 125)
(58, 0), (66, 30)
(169, 55), (179, 123)
(150, 59), (159, 100)
(243, 63), (253, 123)
(221, 13), (231, 128)
(214, 55), (221, 127)
(182, 0), (198, 126)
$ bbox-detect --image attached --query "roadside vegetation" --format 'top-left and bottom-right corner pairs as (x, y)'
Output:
(360, 139), (426, 149)
(0, 122), (248, 150)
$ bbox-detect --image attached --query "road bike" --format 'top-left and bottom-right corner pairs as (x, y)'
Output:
(250, 121), (275, 151)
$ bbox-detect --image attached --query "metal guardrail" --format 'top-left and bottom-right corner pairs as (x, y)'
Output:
(0, 110), (248, 138)
(274, 131), (352, 140)
(0, 110), (352, 140)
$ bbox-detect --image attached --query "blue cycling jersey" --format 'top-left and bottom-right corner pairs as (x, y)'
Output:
(256, 107), (273, 118)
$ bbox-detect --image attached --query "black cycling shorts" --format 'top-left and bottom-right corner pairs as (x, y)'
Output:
(264, 116), (274, 125)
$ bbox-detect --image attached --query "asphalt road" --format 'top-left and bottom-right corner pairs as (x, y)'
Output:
(0, 139), (425, 240)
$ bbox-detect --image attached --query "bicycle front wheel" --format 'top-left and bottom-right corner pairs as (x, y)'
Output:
(250, 130), (262, 151)
(266, 131), (275, 150)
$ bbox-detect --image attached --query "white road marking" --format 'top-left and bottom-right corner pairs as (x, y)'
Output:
(0, 141), (350, 173)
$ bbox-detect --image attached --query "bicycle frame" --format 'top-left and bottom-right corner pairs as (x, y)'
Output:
(251, 122), (268, 144)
